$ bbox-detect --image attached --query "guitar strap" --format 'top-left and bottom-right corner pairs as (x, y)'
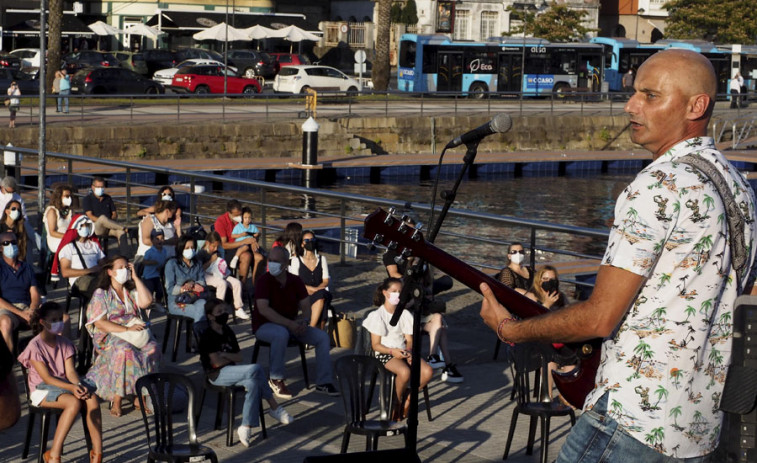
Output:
(678, 154), (749, 293)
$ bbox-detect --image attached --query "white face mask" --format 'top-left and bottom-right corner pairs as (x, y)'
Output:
(94, 187), (105, 197)
(268, 261), (284, 276)
(232, 215), (242, 223)
(182, 248), (195, 260)
(388, 291), (401, 306)
(8, 210), (19, 221)
(77, 226), (91, 238)
(62, 196), (72, 207)
(114, 267), (130, 285)
(161, 194), (173, 201)
(510, 253), (525, 265)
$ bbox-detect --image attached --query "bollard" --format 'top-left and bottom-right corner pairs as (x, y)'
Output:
(3, 143), (19, 180)
(302, 116), (320, 190)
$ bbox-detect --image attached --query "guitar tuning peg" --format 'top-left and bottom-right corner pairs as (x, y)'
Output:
(383, 215), (394, 226)
(400, 248), (413, 259)
(387, 207), (396, 216)
(372, 234), (385, 245)
(398, 222), (408, 233)
(387, 241), (398, 250)
(414, 222), (424, 231)
(400, 214), (410, 223)
(411, 229), (422, 242)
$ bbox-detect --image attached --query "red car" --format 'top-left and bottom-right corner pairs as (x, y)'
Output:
(170, 64), (261, 94)
(268, 53), (310, 69)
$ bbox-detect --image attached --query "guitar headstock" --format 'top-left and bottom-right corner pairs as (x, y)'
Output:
(363, 208), (428, 261)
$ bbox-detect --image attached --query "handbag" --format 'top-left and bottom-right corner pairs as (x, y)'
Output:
(111, 319), (151, 348)
(3, 99), (9, 107)
(175, 288), (207, 305)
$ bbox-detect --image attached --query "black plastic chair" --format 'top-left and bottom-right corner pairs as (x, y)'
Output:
(20, 366), (92, 463)
(162, 311), (195, 363)
(136, 373), (218, 463)
(334, 355), (407, 453)
(503, 343), (576, 463)
(249, 310), (310, 389)
(192, 321), (267, 446)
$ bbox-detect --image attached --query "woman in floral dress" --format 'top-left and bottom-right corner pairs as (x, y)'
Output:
(85, 255), (159, 416)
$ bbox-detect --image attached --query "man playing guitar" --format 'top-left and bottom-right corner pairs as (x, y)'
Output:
(481, 50), (757, 462)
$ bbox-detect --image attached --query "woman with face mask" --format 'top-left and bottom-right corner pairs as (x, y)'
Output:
(362, 277), (434, 420)
(83, 255), (158, 418)
(18, 302), (104, 463)
(287, 230), (331, 329)
(136, 199), (179, 259)
(0, 199), (28, 261)
(525, 265), (567, 310)
(496, 242), (531, 295)
(44, 184), (76, 254)
(164, 235), (208, 323)
(136, 186), (184, 223)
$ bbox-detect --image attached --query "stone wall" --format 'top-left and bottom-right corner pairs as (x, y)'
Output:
(2, 114), (636, 160)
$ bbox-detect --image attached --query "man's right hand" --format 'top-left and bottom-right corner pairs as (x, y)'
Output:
(289, 319), (307, 337)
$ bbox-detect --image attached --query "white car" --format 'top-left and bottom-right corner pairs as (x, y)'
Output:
(153, 59), (237, 86)
(10, 48), (42, 69)
(273, 65), (360, 94)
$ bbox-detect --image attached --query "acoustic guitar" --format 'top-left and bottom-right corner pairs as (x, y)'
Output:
(364, 208), (602, 408)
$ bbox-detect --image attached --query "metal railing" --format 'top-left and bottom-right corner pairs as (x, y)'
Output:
(7, 145), (608, 289)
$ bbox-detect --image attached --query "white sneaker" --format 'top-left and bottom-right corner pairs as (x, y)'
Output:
(268, 406), (293, 425)
(235, 308), (251, 320)
(229, 255), (239, 269)
(237, 425), (251, 447)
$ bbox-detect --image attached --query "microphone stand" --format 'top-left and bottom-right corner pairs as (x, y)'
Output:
(399, 140), (481, 455)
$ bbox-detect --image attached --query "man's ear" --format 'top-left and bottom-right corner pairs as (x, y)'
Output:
(687, 94), (713, 121)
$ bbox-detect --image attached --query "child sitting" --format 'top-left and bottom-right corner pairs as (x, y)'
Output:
(141, 228), (167, 304)
(198, 232), (249, 320)
(229, 207), (265, 282)
(18, 301), (103, 463)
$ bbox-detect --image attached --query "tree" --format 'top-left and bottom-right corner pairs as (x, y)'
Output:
(664, 0), (757, 44)
(47, 0), (63, 92)
(401, 0), (419, 26)
(372, 0), (392, 91)
(391, 3), (403, 24)
(504, 2), (597, 42)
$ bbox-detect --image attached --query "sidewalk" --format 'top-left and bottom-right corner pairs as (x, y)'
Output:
(0, 254), (577, 463)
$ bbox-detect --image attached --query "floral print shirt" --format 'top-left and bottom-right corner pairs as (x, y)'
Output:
(585, 137), (757, 457)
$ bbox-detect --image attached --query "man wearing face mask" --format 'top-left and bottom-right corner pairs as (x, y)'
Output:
(57, 215), (106, 300)
(253, 246), (339, 399)
(82, 176), (129, 256)
(0, 176), (26, 219)
(0, 232), (44, 352)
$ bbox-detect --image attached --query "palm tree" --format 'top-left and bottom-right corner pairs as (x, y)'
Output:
(372, 0), (392, 91)
(653, 385), (668, 408)
(48, 0), (63, 92)
(669, 405), (682, 426)
(684, 305), (696, 321)
(700, 298), (713, 315)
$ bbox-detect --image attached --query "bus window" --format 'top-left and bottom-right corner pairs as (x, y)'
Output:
(422, 45), (438, 73)
(399, 41), (416, 68)
(550, 50), (576, 74)
(524, 54), (549, 74)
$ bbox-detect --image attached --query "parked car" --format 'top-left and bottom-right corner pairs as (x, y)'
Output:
(170, 65), (261, 95)
(114, 51), (148, 75)
(135, 49), (176, 77)
(62, 51), (119, 74)
(153, 59), (237, 87)
(70, 67), (164, 95)
(273, 65), (359, 94)
(9, 48), (41, 70)
(174, 47), (224, 63)
(268, 53), (310, 69)
(225, 50), (277, 79)
(0, 68), (38, 94)
(0, 52), (22, 70)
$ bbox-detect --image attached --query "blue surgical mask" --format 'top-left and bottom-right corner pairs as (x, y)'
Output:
(268, 261), (284, 276)
(2, 244), (17, 259)
(49, 321), (66, 335)
(182, 248), (195, 260)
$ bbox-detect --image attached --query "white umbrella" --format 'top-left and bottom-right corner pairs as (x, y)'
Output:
(268, 25), (320, 42)
(88, 21), (122, 36)
(193, 23), (250, 42)
(123, 23), (165, 40)
(244, 24), (275, 40)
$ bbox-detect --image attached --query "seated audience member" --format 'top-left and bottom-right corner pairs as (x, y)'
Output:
(198, 231), (249, 320)
(0, 199), (28, 261)
(198, 299), (291, 447)
(84, 255), (159, 417)
(382, 218), (462, 383)
(137, 186), (184, 221)
(0, 338), (20, 431)
(525, 265), (568, 310)
(272, 222), (302, 262)
(0, 231), (46, 352)
(253, 246), (339, 399)
(19, 302), (103, 463)
(136, 199), (179, 259)
(165, 235), (207, 323)
(363, 278), (433, 419)
(215, 200), (264, 286)
(496, 242), (531, 294)
(44, 184), (75, 255)
(81, 176), (129, 255)
(55, 215), (105, 300)
(0, 176), (26, 218)
(288, 230), (331, 329)
(141, 229), (167, 304)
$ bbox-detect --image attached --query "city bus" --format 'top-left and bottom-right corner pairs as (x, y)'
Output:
(590, 37), (732, 94)
(397, 34), (604, 97)
(717, 44), (757, 92)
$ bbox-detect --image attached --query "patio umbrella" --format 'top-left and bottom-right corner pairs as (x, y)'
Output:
(88, 21), (122, 36)
(268, 25), (321, 53)
(193, 23), (250, 42)
(123, 23), (165, 40)
(244, 24), (276, 40)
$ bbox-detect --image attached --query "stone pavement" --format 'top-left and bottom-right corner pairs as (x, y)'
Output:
(0, 254), (578, 463)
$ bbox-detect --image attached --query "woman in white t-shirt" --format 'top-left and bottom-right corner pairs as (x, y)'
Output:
(43, 184), (75, 254)
(362, 277), (433, 420)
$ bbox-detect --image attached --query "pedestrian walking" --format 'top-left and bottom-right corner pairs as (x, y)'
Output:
(6, 82), (20, 129)
(58, 70), (70, 114)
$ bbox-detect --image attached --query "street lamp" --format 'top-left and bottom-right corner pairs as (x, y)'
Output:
(635, 8), (645, 42)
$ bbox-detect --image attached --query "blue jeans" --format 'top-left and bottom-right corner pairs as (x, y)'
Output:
(168, 299), (205, 323)
(254, 322), (333, 385)
(210, 364), (272, 427)
(57, 89), (70, 113)
(557, 393), (713, 463)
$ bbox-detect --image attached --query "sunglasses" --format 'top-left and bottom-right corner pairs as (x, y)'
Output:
(304, 238), (316, 243)
(509, 250), (524, 255)
(2, 240), (17, 246)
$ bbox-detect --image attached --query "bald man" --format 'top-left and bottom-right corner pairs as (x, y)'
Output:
(481, 49), (757, 461)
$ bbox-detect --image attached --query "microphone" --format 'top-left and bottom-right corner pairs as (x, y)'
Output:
(445, 113), (513, 149)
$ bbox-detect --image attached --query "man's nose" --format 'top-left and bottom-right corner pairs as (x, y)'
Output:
(624, 91), (638, 115)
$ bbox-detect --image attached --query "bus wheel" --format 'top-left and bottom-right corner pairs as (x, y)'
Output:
(553, 82), (571, 99)
(469, 82), (488, 99)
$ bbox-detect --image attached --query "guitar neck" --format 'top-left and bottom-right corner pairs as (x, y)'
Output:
(418, 242), (549, 319)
